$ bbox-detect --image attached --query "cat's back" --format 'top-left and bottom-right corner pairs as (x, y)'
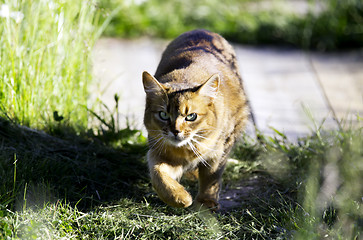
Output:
(154, 29), (241, 86)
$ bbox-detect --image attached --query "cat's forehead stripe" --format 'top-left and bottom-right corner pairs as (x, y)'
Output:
(165, 94), (192, 115)
(167, 85), (200, 96)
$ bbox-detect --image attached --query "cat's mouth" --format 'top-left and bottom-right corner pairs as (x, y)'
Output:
(166, 133), (191, 148)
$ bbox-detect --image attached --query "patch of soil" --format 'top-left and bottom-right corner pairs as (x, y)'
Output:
(220, 173), (282, 211)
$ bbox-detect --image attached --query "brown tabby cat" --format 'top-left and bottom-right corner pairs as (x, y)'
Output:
(142, 29), (248, 210)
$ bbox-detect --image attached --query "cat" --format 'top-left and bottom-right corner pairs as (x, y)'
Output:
(142, 29), (248, 210)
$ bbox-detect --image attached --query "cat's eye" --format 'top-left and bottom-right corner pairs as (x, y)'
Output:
(185, 113), (197, 121)
(159, 111), (170, 120)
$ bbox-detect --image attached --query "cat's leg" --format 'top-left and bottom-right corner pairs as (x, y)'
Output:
(196, 157), (227, 210)
(149, 157), (192, 208)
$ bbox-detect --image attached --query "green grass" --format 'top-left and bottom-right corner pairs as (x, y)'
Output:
(0, 0), (103, 130)
(99, 0), (363, 50)
(1, 116), (362, 239)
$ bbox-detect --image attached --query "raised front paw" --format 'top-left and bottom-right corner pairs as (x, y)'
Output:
(150, 162), (193, 208)
(158, 186), (193, 208)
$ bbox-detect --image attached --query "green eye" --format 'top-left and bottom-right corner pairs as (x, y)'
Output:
(159, 111), (170, 120)
(185, 113), (197, 121)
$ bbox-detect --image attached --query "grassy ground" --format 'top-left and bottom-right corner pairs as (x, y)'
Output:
(99, 0), (363, 51)
(0, 117), (362, 239)
(0, 0), (362, 239)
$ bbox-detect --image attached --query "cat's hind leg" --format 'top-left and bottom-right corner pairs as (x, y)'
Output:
(196, 158), (227, 210)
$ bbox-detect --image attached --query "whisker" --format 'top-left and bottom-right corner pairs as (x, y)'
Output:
(150, 139), (164, 156)
(148, 134), (162, 140)
(149, 137), (162, 147)
(149, 139), (163, 152)
(193, 137), (217, 153)
(188, 141), (210, 168)
(148, 134), (163, 144)
(194, 133), (207, 140)
(147, 133), (167, 157)
(191, 137), (221, 153)
(148, 130), (163, 132)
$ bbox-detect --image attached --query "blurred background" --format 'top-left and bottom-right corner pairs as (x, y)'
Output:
(92, 0), (363, 140)
(98, 0), (362, 50)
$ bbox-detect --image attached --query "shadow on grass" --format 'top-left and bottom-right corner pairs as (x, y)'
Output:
(1, 117), (362, 238)
(0, 116), (293, 215)
(0, 117), (149, 211)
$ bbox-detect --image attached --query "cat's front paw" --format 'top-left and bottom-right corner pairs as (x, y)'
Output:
(155, 185), (193, 208)
(172, 190), (193, 208)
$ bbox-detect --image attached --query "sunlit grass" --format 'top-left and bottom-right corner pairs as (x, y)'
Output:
(0, 0), (102, 130)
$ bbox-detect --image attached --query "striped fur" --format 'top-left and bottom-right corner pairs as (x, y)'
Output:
(142, 29), (248, 209)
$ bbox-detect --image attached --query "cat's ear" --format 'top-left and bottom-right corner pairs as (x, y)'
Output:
(142, 71), (165, 94)
(198, 73), (220, 99)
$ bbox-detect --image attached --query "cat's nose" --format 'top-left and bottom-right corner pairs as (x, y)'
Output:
(171, 129), (179, 137)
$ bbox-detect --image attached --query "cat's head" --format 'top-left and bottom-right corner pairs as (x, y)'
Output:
(142, 71), (220, 148)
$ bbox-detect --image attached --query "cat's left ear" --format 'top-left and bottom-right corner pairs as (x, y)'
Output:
(198, 73), (220, 99)
(142, 71), (166, 94)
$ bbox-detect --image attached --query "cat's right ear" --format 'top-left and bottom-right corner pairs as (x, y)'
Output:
(198, 73), (220, 99)
(142, 71), (166, 94)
